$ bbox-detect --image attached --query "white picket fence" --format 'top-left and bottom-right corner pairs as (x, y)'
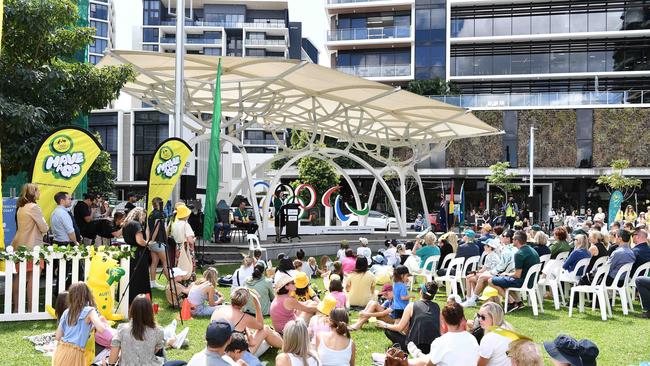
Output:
(0, 245), (130, 322)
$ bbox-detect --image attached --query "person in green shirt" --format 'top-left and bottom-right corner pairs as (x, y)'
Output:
(414, 232), (441, 271)
(549, 227), (571, 259)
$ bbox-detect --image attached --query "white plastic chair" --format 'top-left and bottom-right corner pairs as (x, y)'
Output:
(569, 264), (610, 321)
(539, 254), (551, 270)
(246, 234), (268, 262)
(606, 262), (633, 316)
(504, 263), (543, 316)
(459, 255), (480, 297)
(436, 257), (464, 297)
(628, 262), (650, 311)
(558, 257), (591, 305)
(555, 251), (570, 261)
(438, 253), (456, 274)
(411, 255), (439, 291)
(538, 261), (563, 310)
(591, 256), (609, 272)
(478, 251), (487, 267)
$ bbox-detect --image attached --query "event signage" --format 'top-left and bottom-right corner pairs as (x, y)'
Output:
(146, 138), (193, 214)
(31, 126), (102, 224)
(608, 190), (623, 228)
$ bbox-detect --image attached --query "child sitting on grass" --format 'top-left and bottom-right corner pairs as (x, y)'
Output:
(225, 332), (264, 366)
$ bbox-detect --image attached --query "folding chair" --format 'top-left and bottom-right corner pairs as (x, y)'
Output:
(539, 254), (551, 270)
(504, 263), (543, 316)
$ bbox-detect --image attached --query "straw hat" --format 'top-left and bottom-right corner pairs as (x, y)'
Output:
(274, 272), (294, 293)
(176, 205), (192, 219)
(317, 294), (338, 316)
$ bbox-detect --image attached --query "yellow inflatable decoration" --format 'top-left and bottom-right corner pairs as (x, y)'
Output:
(87, 247), (124, 322)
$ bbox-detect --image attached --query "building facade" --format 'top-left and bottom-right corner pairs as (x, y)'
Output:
(89, 0), (115, 64)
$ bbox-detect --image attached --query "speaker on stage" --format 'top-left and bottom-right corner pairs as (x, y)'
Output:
(180, 175), (197, 200)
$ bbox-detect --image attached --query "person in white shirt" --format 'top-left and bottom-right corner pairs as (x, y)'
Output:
(357, 237), (372, 262)
(383, 239), (399, 268)
(409, 301), (479, 366)
(548, 209), (556, 230)
(337, 241), (349, 262)
(232, 256), (255, 290)
(594, 207), (606, 223)
(475, 302), (513, 366)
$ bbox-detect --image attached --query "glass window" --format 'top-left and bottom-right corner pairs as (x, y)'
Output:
(624, 6), (644, 29)
(606, 50), (616, 71)
(431, 44), (445, 66)
(89, 55), (101, 64)
(453, 18), (474, 37)
(588, 51), (607, 72)
(90, 3), (108, 20)
(570, 52), (587, 72)
(351, 17), (366, 28)
(550, 51), (569, 73)
(204, 47), (221, 56)
(337, 53), (350, 67)
(395, 50), (410, 65)
(394, 15), (410, 27)
(90, 20), (108, 38)
(607, 10), (623, 31)
(531, 15), (550, 34)
(456, 56), (474, 76)
(450, 57), (456, 75)
(571, 13), (588, 32)
(430, 8), (446, 30)
(474, 55), (493, 75)
(474, 18), (493, 37)
(511, 53), (531, 74)
(493, 54), (511, 75)
(143, 28), (159, 42)
(415, 46), (429, 67)
(550, 13), (570, 33)
(350, 53), (363, 67)
(415, 9), (430, 30)
(382, 52), (396, 67)
(366, 53), (380, 67)
(338, 17), (350, 29)
(142, 44), (159, 51)
(588, 12), (607, 32)
(90, 38), (108, 54)
(512, 16), (531, 35)
(493, 17), (511, 36)
(530, 53), (549, 74)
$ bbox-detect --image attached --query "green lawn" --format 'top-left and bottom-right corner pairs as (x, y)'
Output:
(2, 262), (650, 365)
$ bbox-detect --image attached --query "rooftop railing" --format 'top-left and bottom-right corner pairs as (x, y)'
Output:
(429, 90), (650, 108)
(160, 20), (286, 29)
(328, 26), (411, 41)
(328, 0), (401, 4)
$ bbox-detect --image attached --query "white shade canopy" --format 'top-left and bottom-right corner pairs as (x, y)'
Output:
(99, 50), (501, 149)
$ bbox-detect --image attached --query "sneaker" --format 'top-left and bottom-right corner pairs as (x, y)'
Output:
(462, 296), (478, 308)
(407, 341), (424, 357)
(506, 302), (519, 313)
(512, 301), (525, 311)
(152, 281), (166, 290)
(173, 327), (189, 349)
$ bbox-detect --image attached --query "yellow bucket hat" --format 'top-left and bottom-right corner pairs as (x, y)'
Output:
(294, 271), (309, 289)
(317, 294), (338, 316)
(176, 205), (192, 219)
(479, 286), (500, 301)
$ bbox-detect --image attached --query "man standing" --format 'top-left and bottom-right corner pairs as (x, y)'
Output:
(74, 193), (97, 245)
(233, 201), (258, 234)
(548, 208), (556, 231)
(606, 229), (636, 286)
(50, 192), (79, 246)
(489, 230), (539, 311)
(187, 319), (239, 366)
(503, 197), (518, 229)
(124, 192), (138, 214)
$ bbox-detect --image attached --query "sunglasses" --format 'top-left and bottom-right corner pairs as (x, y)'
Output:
(477, 313), (487, 321)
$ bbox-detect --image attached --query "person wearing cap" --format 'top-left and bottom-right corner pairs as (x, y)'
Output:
(377, 282), (441, 355)
(477, 224), (495, 254)
(632, 228), (650, 275)
(234, 200), (258, 234)
(349, 283), (396, 331)
(464, 238), (500, 306)
(462, 230), (517, 308)
(293, 272), (319, 303)
(489, 230), (540, 312)
(307, 294), (337, 341)
(508, 339), (543, 366)
(356, 237), (372, 262)
(270, 272), (318, 334)
(171, 203), (196, 251)
(544, 334), (600, 366)
(187, 319), (238, 366)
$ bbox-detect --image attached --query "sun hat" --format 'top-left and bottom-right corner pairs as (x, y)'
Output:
(317, 294), (337, 316)
(578, 339), (599, 366)
(379, 283), (393, 295)
(359, 237), (369, 245)
(176, 205), (192, 219)
(463, 229), (476, 238)
(486, 239), (500, 249)
(544, 335), (584, 366)
(274, 272), (295, 293)
(479, 286), (500, 301)
(294, 271), (309, 289)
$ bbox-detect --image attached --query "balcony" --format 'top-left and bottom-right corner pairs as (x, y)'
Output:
(243, 139), (278, 146)
(328, 26), (411, 41)
(160, 20), (286, 29)
(337, 64), (411, 78)
(161, 37), (221, 44)
(429, 90), (650, 109)
(245, 38), (287, 46)
(328, 0), (405, 4)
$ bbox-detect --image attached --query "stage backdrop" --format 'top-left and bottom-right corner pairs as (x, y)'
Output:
(146, 138), (193, 214)
(31, 126), (102, 225)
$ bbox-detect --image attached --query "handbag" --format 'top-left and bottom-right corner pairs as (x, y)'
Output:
(384, 344), (408, 366)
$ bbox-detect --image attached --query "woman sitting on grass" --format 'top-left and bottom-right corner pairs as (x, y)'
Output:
(345, 256), (376, 309)
(270, 272), (318, 334)
(275, 319), (321, 366)
(211, 288), (283, 356)
(186, 267), (224, 317)
(316, 308), (355, 366)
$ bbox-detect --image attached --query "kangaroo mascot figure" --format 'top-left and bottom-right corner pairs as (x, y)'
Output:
(86, 248), (125, 321)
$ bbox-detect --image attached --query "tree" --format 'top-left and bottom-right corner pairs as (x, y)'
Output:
(486, 162), (521, 203)
(406, 77), (460, 96)
(596, 159), (642, 201)
(87, 133), (115, 196)
(0, 0), (135, 177)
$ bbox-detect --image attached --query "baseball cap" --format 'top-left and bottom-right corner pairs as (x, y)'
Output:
(379, 283), (393, 295)
(544, 335), (583, 366)
(531, 224), (542, 231)
(206, 319), (232, 348)
(463, 229), (476, 238)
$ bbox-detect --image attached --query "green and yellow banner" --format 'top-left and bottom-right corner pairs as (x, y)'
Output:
(31, 126), (103, 224)
(146, 138), (193, 214)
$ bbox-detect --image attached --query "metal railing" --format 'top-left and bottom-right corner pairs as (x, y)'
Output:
(160, 20), (286, 29)
(328, 26), (411, 41)
(243, 139), (279, 145)
(245, 38), (287, 46)
(161, 37), (221, 44)
(429, 90), (650, 108)
(328, 0), (399, 4)
(337, 64), (411, 78)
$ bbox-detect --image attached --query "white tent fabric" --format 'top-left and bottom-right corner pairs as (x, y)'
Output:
(99, 50), (501, 148)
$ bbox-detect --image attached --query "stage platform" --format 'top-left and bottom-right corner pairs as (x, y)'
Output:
(196, 232), (422, 264)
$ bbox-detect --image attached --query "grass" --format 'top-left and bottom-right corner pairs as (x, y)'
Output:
(2, 261), (650, 365)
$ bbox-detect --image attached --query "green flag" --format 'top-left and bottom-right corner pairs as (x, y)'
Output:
(203, 59), (222, 241)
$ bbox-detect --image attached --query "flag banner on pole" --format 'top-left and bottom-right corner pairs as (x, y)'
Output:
(448, 180), (454, 214)
(202, 59), (222, 242)
(459, 182), (465, 225)
(146, 138), (193, 215)
(608, 190), (623, 229)
(31, 126), (102, 224)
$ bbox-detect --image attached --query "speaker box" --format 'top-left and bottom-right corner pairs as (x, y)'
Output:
(180, 175), (197, 200)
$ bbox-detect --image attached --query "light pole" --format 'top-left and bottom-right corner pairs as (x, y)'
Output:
(172, 0), (186, 203)
(529, 125), (536, 198)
